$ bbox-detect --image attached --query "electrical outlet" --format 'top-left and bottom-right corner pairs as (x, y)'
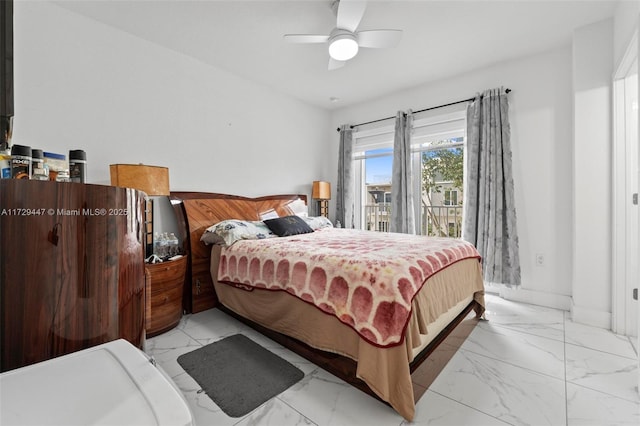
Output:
(535, 253), (544, 266)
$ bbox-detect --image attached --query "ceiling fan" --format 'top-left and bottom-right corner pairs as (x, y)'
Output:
(283, 0), (402, 70)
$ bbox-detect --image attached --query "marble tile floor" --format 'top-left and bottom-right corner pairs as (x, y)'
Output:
(145, 294), (640, 426)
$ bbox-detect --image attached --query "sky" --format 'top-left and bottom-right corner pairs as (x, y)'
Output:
(366, 155), (392, 184)
(365, 148), (392, 184)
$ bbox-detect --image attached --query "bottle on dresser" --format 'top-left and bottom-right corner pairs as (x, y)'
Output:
(10, 144), (31, 179)
(168, 233), (179, 256)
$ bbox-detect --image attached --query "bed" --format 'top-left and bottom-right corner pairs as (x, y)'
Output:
(170, 191), (485, 421)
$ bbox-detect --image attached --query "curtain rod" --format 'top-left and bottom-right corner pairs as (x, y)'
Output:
(336, 88), (511, 132)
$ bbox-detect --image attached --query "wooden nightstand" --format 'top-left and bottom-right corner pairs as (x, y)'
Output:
(145, 256), (187, 337)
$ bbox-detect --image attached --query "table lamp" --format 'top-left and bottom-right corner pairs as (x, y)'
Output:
(312, 180), (331, 218)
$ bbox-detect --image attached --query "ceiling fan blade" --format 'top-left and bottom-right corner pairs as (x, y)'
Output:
(328, 57), (346, 71)
(336, 0), (367, 32)
(283, 34), (329, 44)
(357, 29), (403, 48)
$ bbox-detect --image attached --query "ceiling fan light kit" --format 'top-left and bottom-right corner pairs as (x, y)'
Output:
(328, 30), (358, 61)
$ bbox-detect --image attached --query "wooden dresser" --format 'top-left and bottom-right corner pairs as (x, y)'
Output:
(145, 256), (186, 337)
(0, 179), (146, 372)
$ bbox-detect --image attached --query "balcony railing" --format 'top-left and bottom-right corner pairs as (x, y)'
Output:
(363, 203), (462, 237)
(421, 204), (463, 237)
(364, 203), (391, 232)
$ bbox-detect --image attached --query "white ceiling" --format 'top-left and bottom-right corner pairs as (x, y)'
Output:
(54, 0), (619, 110)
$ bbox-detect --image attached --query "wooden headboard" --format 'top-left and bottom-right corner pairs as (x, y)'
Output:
(170, 192), (307, 313)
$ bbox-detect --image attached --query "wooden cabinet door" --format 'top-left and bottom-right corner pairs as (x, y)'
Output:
(0, 180), (145, 372)
(1, 180), (60, 368)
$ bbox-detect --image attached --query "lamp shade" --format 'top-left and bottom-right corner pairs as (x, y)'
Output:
(312, 181), (331, 200)
(110, 164), (170, 196)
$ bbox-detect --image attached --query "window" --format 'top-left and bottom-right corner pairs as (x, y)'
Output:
(352, 107), (466, 237)
(444, 190), (459, 206)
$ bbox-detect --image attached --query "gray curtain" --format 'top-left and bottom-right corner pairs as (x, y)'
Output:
(336, 124), (355, 228)
(390, 110), (416, 234)
(463, 88), (521, 286)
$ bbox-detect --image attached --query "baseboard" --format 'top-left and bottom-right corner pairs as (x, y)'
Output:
(570, 302), (612, 330)
(484, 284), (613, 330)
(486, 283), (572, 311)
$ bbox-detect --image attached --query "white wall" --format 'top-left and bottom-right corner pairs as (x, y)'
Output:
(13, 1), (332, 199)
(571, 19), (614, 328)
(331, 48), (575, 309)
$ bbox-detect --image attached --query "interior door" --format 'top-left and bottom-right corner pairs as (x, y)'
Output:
(612, 33), (638, 396)
(624, 68), (638, 339)
(613, 29), (639, 337)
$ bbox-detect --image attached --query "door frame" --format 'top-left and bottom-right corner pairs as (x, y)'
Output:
(612, 29), (638, 337)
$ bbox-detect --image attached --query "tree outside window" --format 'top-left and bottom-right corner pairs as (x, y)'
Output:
(421, 147), (464, 196)
(421, 145), (464, 237)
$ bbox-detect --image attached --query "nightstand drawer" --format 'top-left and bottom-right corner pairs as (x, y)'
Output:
(147, 284), (183, 335)
(150, 281), (183, 308)
(149, 271), (183, 296)
(146, 256), (187, 285)
(145, 256), (187, 337)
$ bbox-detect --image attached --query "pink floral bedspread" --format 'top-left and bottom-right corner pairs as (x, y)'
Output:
(217, 228), (481, 347)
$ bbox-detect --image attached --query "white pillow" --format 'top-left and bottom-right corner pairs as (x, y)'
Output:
(286, 198), (308, 218)
(303, 216), (333, 230)
(201, 219), (276, 246)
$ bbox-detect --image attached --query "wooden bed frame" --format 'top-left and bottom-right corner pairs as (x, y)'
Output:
(170, 191), (482, 406)
(170, 191), (307, 313)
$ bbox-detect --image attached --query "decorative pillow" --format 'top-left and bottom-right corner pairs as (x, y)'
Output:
(303, 216), (334, 230)
(263, 215), (314, 237)
(200, 220), (276, 246)
(285, 198), (309, 218)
